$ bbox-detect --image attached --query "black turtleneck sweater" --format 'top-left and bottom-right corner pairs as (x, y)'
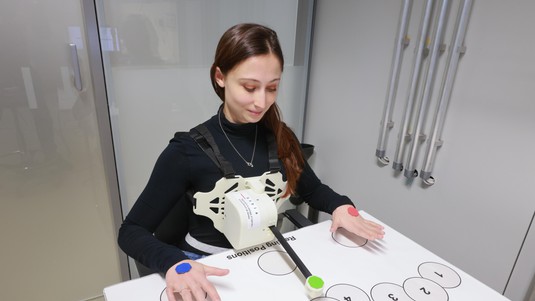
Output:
(118, 111), (353, 274)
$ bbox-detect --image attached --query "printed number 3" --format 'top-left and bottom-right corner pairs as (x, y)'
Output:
(388, 293), (399, 301)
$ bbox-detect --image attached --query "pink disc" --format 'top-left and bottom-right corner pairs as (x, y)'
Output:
(347, 207), (359, 217)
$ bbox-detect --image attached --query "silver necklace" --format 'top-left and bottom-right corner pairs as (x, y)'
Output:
(218, 109), (258, 167)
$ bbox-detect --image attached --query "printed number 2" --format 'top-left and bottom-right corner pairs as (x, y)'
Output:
(343, 297), (351, 301)
(420, 287), (431, 295)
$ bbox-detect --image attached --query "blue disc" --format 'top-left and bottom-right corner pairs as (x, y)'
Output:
(175, 262), (192, 274)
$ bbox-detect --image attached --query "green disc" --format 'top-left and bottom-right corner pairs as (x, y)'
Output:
(307, 275), (324, 289)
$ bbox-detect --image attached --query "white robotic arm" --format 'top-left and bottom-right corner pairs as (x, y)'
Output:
(193, 171), (288, 250)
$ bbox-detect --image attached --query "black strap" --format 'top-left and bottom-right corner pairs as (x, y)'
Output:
(189, 123), (280, 177)
(266, 130), (280, 172)
(190, 124), (236, 178)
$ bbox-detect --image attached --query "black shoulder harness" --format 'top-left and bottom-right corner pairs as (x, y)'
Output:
(187, 124), (280, 178)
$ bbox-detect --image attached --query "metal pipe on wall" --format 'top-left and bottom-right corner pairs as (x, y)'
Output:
(375, 0), (412, 165)
(420, 0), (473, 185)
(403, 0), (450, 178)
(392, 0), (435, 172)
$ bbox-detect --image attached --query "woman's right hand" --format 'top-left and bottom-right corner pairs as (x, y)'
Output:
(165, 259), (230, 301)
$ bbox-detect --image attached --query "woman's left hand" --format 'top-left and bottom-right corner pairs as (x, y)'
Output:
(330, 205), (385, 240)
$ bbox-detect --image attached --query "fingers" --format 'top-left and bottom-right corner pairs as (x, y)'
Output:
(168, 279), (220, 301)
(178, 288), (193, 301)
(358, 218), (385, 240)
(187, 273), (223, 301)
(171, 282), (215, 301)
(203, 264), (230, 277)
(166, 261), (228, 301)
(200, 279), (222, 301)
(187, 283), (207, 301)
(349, 217), (381, 240)
(166, 286), (177, 301)
(198, 264), (228, 301)
(329, 219), (340, 233)
(331, 206), (385, 240)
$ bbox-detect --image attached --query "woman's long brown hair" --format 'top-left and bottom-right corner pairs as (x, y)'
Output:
(210, 23), (305, 196)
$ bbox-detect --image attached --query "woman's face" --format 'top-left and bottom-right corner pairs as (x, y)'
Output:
(215, 53), (282, 124)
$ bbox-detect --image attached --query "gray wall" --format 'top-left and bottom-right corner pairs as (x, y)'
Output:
(304, 0), (535, 299)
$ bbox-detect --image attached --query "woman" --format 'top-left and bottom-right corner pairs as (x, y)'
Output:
(118, 23), (384, 301)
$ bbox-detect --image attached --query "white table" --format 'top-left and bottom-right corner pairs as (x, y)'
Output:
(104, 211), (510, 301)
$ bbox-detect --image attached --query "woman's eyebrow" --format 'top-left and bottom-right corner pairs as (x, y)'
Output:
(238, 78), (281, 83)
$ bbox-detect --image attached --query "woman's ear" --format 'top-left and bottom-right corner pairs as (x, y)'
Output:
(215, 67), (225, 88)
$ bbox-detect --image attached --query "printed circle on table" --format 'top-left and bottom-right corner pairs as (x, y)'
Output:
(418, 262), (461, 288)
(326, 283), (370, 301)
(403, 277), (449, 301)
(332, 227), (368, 248)
(370, 282), (413, 301)
(257, 250), (297, 276)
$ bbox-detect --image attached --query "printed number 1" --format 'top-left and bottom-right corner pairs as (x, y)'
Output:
(434, 271), (444, 278)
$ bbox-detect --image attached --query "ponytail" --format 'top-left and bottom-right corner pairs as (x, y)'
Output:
(262, 104), (305, 197)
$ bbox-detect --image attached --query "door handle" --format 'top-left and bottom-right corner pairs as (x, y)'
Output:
(69, 43), (83, 91)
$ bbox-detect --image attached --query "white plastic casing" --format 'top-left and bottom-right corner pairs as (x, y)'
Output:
(223, 189), (277, 250)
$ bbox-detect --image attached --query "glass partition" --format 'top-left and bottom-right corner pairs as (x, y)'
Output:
(0, 0), (124, 299)
(95, 0), (314, 277)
